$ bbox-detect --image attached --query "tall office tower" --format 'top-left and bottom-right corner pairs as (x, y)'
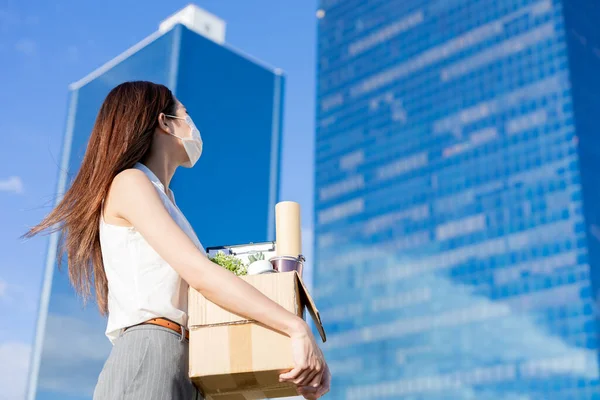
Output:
(27, 5), (284, 399)
(314, 0), (600, 398)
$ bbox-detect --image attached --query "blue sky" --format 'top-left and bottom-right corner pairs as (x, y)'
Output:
(0, 1), (317, 398)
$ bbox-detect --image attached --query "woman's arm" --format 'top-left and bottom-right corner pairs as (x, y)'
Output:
(110, 169), (328, 391)
(108, 168), (308, 338)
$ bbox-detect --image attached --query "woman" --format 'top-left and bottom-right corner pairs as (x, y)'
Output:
(26, 81), (330, 399)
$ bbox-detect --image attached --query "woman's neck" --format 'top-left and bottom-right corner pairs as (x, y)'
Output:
(141, 155), (178, 192)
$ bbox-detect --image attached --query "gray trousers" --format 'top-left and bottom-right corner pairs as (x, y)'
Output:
(93, 324), (203, 400)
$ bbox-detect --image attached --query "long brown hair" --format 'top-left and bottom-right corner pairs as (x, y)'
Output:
(25, 81), (176, 314)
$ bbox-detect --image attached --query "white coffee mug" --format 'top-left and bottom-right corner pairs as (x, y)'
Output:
(248, 259), (275, 275)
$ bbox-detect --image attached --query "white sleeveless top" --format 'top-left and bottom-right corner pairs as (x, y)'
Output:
(100, 162), (205, 343)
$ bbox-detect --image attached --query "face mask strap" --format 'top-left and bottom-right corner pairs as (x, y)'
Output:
(164, 115), (196, 140)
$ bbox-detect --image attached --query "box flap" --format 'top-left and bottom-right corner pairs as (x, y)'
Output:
(294, 272), (326, 343)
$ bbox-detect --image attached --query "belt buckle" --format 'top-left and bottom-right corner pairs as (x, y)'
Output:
(179, 323), (187, 342)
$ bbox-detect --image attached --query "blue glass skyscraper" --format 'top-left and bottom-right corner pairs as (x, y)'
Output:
(27, 6), (284, 400)
(314, 0), (600, 398)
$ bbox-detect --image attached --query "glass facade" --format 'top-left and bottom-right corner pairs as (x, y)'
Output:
(29, 24), (284, 400)
(314, 0), (600, 399)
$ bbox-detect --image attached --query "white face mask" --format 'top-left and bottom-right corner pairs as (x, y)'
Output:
(165, 115), (203, 168)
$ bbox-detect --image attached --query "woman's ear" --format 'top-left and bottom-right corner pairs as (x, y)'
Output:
(157, 113), (171, 134)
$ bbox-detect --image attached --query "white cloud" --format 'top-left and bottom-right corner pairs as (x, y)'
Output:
(0, 341), (31, 400)
(318, 243), (600, 398)
(15, 38), (36, 56)
(0, 176), (24, 194)
(0, 277), (37, 312)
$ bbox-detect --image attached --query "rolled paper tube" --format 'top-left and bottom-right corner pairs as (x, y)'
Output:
(275, 201), (302, 257)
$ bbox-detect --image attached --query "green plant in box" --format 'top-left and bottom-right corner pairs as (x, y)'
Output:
(209, 251), (248, 276)
(248, 252), (265, 264)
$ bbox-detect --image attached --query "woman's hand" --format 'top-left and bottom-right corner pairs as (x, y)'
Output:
(297, 362), (331, 400)
(279, 322), (329, 397)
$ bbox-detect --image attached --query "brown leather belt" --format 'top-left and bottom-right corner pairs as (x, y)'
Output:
(125, 317), (189, 340)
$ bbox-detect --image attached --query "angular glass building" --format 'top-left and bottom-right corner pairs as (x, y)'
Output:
(27, 6), (284, 399)
(314, 0), (600, 398)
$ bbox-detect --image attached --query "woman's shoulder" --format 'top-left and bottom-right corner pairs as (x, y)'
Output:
(104, 167), (171, 225)
(109, 168), (159, 202)
(113, 166), (158, 192)
(113, 167), (148, 185)
(103, 168), (155, 228)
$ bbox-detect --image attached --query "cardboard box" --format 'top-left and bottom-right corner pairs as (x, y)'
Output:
(188, 271), (326, 400)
